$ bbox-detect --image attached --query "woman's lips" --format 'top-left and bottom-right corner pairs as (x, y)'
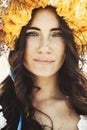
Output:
(34, 59), (55, 64)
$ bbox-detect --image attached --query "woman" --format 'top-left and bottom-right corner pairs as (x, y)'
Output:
(0, 1), (87, 130)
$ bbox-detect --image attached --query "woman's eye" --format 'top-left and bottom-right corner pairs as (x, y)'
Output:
(26, 32), (38, 37)
(51, 32), (63, 37)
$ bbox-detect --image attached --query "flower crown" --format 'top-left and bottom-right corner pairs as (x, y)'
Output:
(0, 0), (87, 53)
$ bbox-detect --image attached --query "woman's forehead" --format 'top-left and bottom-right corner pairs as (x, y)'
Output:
(29, 8), (60, 29)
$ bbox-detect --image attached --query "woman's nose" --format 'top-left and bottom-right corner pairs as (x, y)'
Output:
(37, 39), (52, 54)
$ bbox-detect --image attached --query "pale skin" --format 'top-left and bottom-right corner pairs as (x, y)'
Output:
(23, 8), (80, 130)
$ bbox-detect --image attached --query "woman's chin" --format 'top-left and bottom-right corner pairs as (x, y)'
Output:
(31, 70), (57, 78)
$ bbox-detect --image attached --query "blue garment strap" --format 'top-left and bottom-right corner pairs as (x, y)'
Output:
(9, 69), (14, 81)
(17, 113), (22, 130)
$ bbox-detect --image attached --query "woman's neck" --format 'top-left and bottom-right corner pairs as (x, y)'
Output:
(32, 75), (65, 101)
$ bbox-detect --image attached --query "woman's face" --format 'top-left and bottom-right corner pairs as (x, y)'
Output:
(23, 8), (65, 77)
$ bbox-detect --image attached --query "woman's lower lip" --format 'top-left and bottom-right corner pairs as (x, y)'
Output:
(34, 60), (54, 64)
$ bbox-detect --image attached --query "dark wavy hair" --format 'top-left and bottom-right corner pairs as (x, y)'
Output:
(0, 6), (87, 130)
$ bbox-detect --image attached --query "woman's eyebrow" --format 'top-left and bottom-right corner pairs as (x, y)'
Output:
(27, 27), (61, 31)
(50, 28), (62, 31)
(27, 27), (41, 31)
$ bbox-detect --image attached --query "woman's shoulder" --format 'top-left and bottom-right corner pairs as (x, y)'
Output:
(77, 115), (87, 130)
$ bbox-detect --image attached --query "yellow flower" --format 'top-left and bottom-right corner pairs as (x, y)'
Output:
(49, 0), (60, 7)
(22, 0), (39, 8)
(37, 0), (49, 8)
(74, 27), (87, 45)
(2, 0), (32, 48)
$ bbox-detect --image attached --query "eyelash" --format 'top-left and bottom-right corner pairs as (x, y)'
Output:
(26, 31), (63, 38)
(51, 32), (63, 37)
(26, 32), (38, 37)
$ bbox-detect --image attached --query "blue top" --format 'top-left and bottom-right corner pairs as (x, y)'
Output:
(17, 113), (22, 130)
(9, 69), (14, 81)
